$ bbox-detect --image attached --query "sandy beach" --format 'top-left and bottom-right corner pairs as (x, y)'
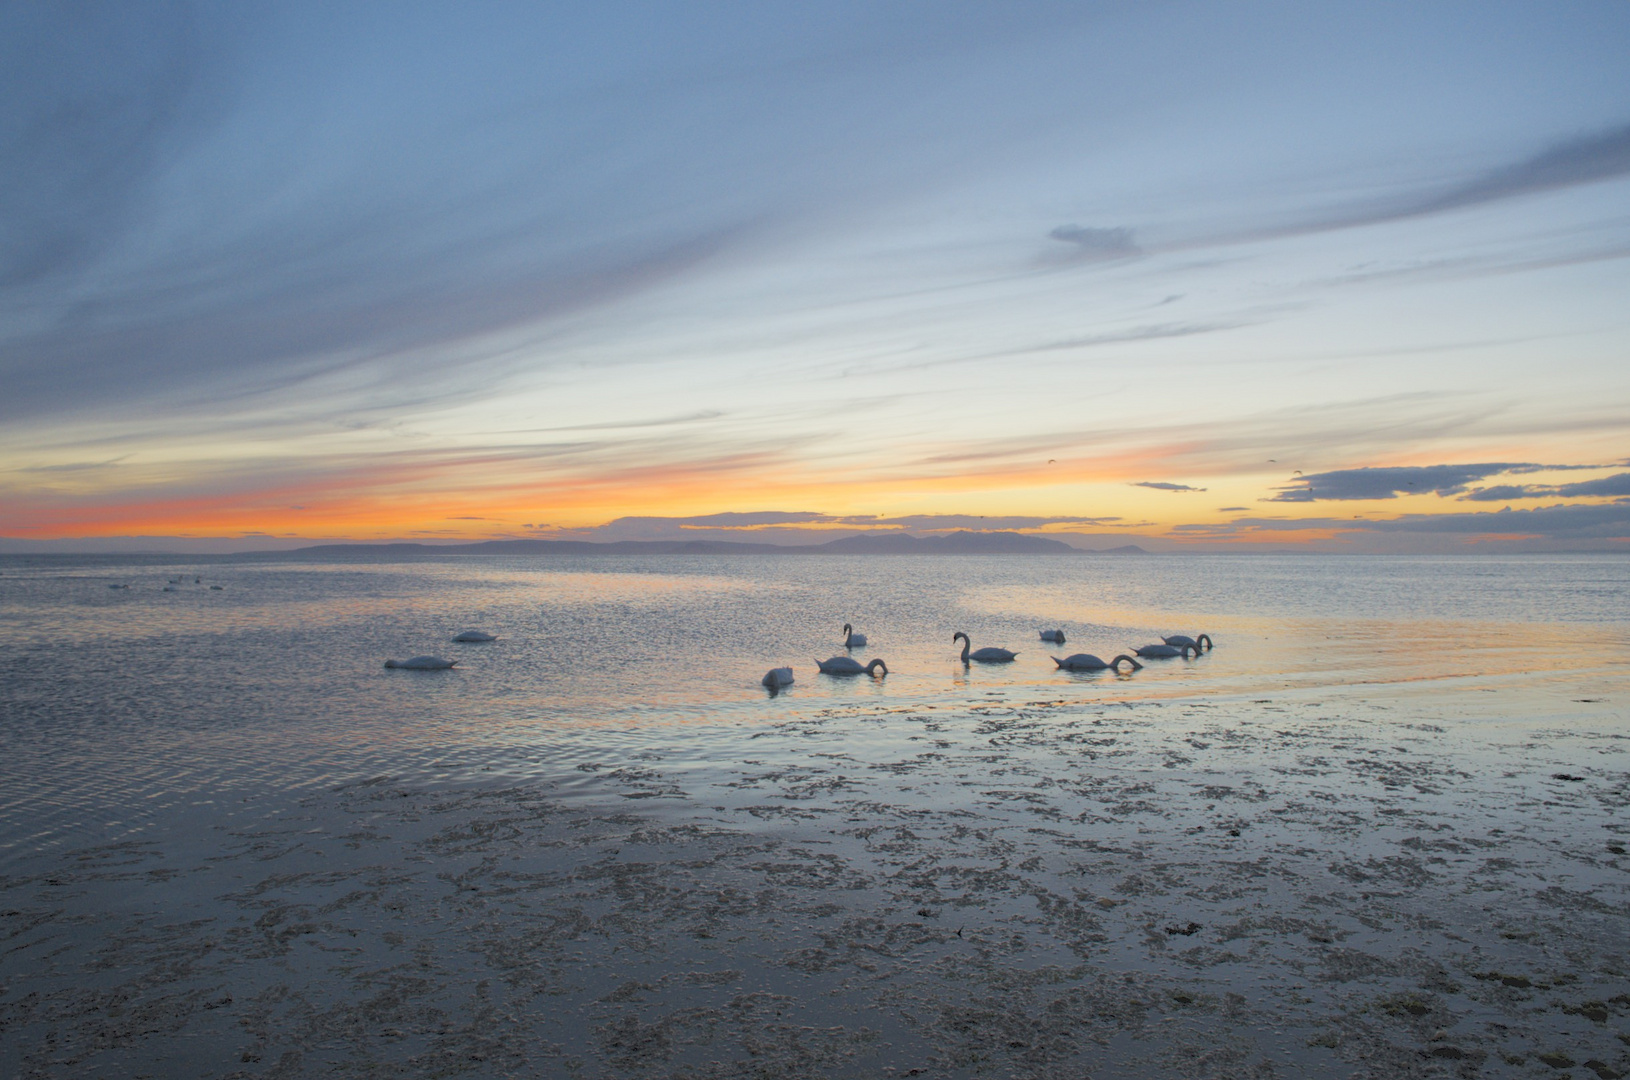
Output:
(3, 676), (1625, 1079)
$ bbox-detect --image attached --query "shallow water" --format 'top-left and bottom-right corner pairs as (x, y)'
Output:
(1, 552), (1627, 856)
(1, 553), (1628, 1078)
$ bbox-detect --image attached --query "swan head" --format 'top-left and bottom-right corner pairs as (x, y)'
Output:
(952, 631), (968, 644)
(865, 659), (888, 676)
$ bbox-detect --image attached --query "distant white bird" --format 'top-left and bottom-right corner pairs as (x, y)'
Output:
(385, 656), (457, 670)
(452, 630), (497, 642)
(954, 632), (1017, 663)
(815, 656), (887, 676)
(1162, 633), (1213, 651)
(1132, 642), (1199, 659)
(1052, 653), (1142, 672)
(1038, 629), (1066, 643)
(842, 623), (868, 648)
(762, 667), (795, 690)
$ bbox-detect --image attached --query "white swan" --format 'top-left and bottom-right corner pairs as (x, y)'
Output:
(954, 631), (1017, 663)
(452, 630), (497, 643)
(1132, 642), (1199, 659)
(762, 667), (795, 689)
(816, 656), (887, 676)
(1039, 629), (1066, 643)
(842, 623), (868, 648)
(1162, 633), (1213, 651)
(1052, 653), (1142, 672)
(384, 656), (457, 670)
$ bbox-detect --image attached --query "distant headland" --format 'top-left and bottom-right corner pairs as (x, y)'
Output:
(262, 531), (1149, 558)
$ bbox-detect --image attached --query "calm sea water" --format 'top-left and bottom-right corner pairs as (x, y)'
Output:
(2, 552), (1627, 857)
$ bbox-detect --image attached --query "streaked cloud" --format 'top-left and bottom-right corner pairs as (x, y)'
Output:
(1132, 481), (1206, 493)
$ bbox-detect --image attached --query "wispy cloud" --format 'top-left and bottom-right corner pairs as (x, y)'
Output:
(1047, 225), (1138, 259)
(1217, 121), (1630, 248)
(1132, 481), (1206, 492)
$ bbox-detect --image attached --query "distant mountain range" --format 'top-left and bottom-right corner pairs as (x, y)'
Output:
(263, 531), (1149, 558)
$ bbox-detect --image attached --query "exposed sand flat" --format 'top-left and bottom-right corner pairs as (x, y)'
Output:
(2, 684), (1626, 1079)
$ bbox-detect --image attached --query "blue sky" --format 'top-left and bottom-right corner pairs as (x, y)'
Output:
(2, 1), (1628, 551)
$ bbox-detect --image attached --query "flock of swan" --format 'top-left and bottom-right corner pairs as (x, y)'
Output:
(381, 622), (1215, 687)
(761, 625), (1214, 692)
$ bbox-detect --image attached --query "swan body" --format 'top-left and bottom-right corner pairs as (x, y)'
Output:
(954, 631), (1017, 663)
(815, 656), (888, 676)
(1052, 653), (1142, 672)
(385, 655), (457, 670)
(1163, 633), (1213, 651)
(209, 585), (223, 590)
(1038, 629), (1066, 643)
(842, 623), (868, 648)
(108, 583), (128, 590)
(452, 630), (497, 643)
(1132, 642), (1198, 659)
(762, 666), (795, 689)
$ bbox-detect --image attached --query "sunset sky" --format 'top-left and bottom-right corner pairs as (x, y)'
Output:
(4, 1), (1629, 552)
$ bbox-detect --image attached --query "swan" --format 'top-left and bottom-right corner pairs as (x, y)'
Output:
(1132, 642), (1199, 659)
(954, 631), (1017, 663)
(1039, 629), (1066, 643)
(452, 630), (497, 643)
(842, 623), (868, 648)
(815, 656), (887, 676)
(762, 667), (795, 689)
(1051, 653), (1142, 672)
(1162, 633), (1213, 651)
(384, 656), (457, 670)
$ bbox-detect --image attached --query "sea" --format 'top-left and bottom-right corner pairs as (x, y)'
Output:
(1, 551), (1626, 862)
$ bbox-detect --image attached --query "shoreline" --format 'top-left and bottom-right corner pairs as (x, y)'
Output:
(3, 682), (1626, 1078)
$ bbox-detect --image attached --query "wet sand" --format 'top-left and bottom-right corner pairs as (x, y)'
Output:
(2, 681), (1627, 1079)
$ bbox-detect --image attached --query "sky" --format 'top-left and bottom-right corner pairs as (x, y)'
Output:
(3, 0), (1629, 553)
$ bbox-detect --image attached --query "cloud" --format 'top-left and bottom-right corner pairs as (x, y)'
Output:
(0, 2), (205, 289)
(1047, 225), (1138, 258)
(1224, 121), (1630, 247)
(1217, 506), (1247, 512)
(1270, 463), (1542, 501)
(1364, 502), (1630, 538)
(1459, 471), (1630, 501)
(1132, 481), (1206, 492)
(1184, 501), (1630, 543)
(543, 511), (1126, 544)
(1457, 484), (1535, 502)
(1405, 122), (1630, 220)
